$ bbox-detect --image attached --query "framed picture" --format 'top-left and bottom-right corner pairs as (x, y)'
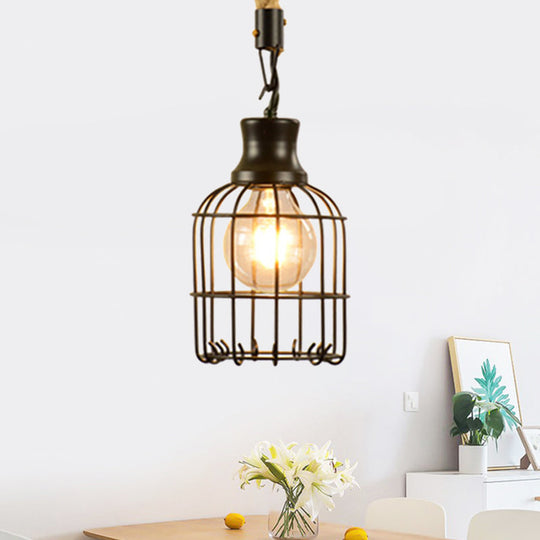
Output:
(448, 337), (523, 470)
(518, 427), (540, 470)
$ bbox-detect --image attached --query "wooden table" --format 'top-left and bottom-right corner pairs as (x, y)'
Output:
(84, 515), (450, 540)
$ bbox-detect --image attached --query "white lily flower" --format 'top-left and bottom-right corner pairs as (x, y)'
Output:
(265, 441), (298, 486)
(339, 459), (358, 484)
(295, 469), (337, 519)
(237, 440), (358, 519)
(238, 441), (284, 487)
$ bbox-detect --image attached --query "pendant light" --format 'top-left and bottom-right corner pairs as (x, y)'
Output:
(192, 0), (348, 365)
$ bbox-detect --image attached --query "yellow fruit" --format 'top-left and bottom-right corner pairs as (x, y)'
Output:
(224, 513), (246, 530)
(344, 528), (368, 540)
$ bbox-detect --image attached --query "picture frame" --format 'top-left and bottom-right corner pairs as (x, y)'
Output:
(448, 336), (523, 470)
(517, 426), (540, 470)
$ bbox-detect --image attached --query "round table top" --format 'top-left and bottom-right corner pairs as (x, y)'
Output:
(84, 514), (449, 540)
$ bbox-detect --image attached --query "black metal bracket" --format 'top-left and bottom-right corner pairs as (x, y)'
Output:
(258, 49), (280, 118)
(254, 9), (284, 119)
(254, 9), (284, 51)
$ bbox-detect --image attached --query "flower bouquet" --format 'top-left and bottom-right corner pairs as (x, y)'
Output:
(238, 441), (357, 539)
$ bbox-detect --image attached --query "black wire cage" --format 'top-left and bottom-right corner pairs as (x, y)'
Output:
(192, 118), (348, 365)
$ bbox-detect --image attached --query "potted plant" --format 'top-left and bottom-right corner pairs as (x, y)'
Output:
(450, 391), (521, 474)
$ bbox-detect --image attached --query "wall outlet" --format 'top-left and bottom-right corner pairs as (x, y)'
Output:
(404, 391), (419, 412)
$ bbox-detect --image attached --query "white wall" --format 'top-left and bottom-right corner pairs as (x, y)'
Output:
(1, 1), (540, 538)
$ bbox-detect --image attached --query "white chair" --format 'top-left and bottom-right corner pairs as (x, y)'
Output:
(0, 530), (32, 540)
(467, 509), (540, 540)
(365, 497), (447, 537)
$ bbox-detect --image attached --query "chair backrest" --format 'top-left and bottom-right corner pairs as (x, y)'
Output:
(0, 530), (32, 540)
(467, 509), (540, 540)
(365, 497), (447, 537)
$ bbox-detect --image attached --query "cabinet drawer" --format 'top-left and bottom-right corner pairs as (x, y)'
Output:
(486, 479), (540, 511)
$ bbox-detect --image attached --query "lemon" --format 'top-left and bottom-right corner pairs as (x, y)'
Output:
(224, 513), (246, 530)
(344, 528), (368, 540)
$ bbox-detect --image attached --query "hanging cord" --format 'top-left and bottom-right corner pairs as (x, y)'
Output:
(255, 0), (281, 8)
(258, 48), (280, 118)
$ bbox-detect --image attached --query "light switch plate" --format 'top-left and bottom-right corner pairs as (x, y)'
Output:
(404, 391), (419, 412)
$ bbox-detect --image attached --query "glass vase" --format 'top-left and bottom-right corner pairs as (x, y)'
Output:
(268, 500), (319, 539)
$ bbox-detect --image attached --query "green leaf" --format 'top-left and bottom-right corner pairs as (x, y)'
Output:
(248, 474), (268, 481)
(261, 456), (286, 483)
(453, 392), (475, 418)
(451, 392), (477, 437)
(485, 409), (504, 440)
(496, 401), (521, 428)
(466, 417), (484, 432)
(472, 359), (519, 431)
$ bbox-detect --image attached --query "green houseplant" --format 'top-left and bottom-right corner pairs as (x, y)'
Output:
(450, 391), (521, 474)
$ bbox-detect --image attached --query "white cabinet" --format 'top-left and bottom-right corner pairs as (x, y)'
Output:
(406, 471), (540, 540)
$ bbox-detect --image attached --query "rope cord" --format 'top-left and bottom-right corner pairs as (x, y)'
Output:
(255, 0), (281, 8)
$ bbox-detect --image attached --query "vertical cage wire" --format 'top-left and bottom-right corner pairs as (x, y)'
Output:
(192, 182), (348, 365)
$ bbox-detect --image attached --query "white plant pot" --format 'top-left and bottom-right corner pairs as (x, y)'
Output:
(459, 444), (488, 475)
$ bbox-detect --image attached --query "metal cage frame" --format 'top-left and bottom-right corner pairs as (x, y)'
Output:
(192, 174), (348, 366)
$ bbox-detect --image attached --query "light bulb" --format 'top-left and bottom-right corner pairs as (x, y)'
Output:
(224, 187), (317, 292)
